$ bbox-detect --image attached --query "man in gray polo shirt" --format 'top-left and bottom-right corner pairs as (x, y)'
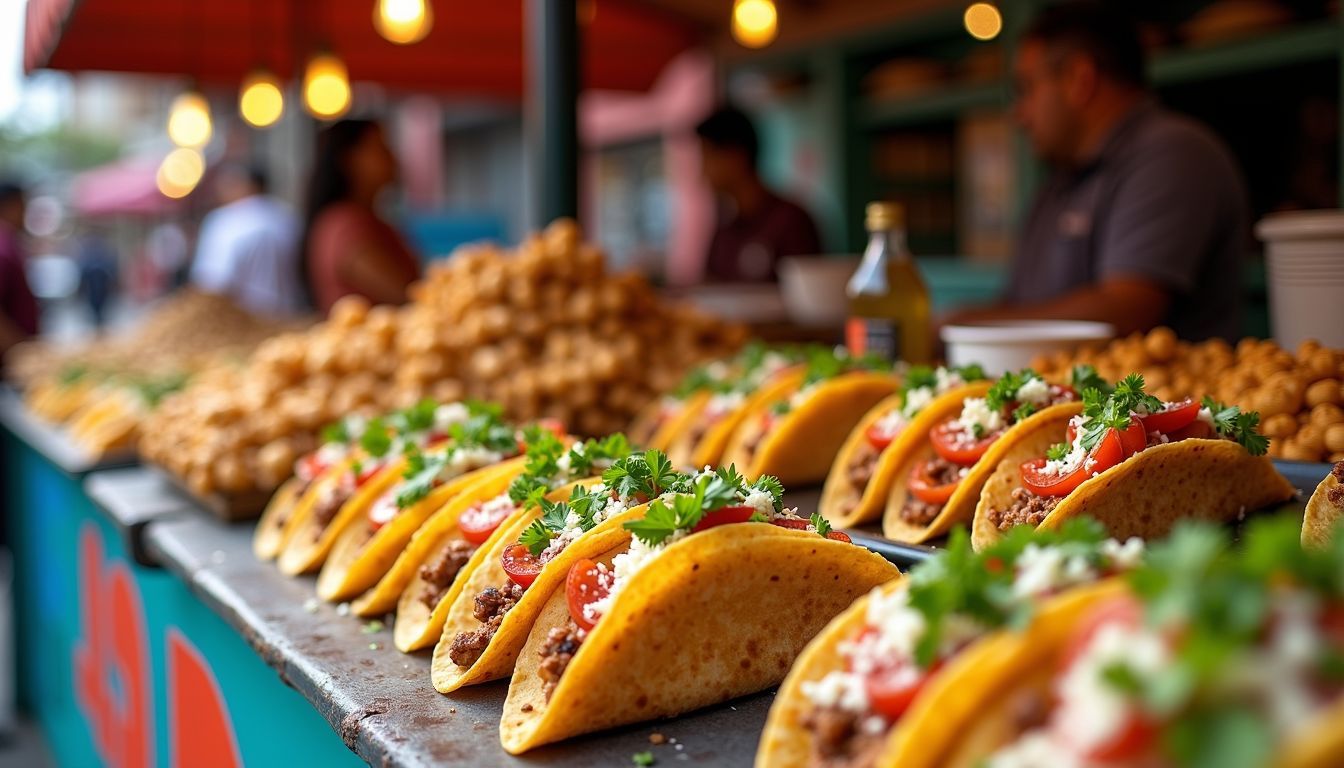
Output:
(948, 2), (1247, 341)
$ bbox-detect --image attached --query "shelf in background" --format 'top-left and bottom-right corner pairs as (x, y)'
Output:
(860, 81), (1006, 129)
(1151, 21), (1341, 86)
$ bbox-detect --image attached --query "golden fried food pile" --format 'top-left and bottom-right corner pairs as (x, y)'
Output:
(140, 220), (745, 500)
(1033, 326), (1344, 463)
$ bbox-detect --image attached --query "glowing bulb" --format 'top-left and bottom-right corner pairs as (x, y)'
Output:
(156, 147), (206, 199)
(303, 53), (352, 120)
(239, 70), (284, 128)
(167, 90), (212, 148)
(374, 0), (432, 45)
(732, 0), (778, 49)
(964, 3), (1003, 41)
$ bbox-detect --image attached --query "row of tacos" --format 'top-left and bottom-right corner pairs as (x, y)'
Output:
(762, 516), (1344, 768)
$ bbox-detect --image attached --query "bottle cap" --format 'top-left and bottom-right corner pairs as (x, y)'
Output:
(865, 201), (905, 231)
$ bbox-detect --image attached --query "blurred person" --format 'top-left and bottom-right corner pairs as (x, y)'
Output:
(0, 182), (37, 362)
(696, 105), (822, 283)
(190, 164), (302, 317)
(302, 119), (420, 315)
(76, 227), (118, 328)
(944, 1), (1247, 341)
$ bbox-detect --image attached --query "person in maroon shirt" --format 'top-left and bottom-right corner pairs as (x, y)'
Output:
(696, 106), (822, 283)
(0, 182), (38, 363)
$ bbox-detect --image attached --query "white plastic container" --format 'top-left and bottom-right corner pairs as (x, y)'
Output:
(1256, 210), (1344, 349)
(941, 321), (1115, 376)
(779, 256), (861, 327)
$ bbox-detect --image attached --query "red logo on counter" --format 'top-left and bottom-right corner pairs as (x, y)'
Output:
(167, 629), (242, 768)
(73, 522), (153, 768)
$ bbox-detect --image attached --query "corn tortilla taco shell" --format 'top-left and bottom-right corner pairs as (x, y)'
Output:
(973, 431), (1297, 552)
(822, 383), (991, 528)
(878, 579), (1128, 768)
(678, 368), (806, 472)
(277, 456), (408, 576)
(430, 496), (644, 690)
(883, 401), (1084, 544)
(643, 391), (711, 453)
(315, 457), (526, 602)
(724, 372), (898, 486)
(1301, 466), (1343, 549)
(498, 523), (899, 754)
(252, 476), (304, 560)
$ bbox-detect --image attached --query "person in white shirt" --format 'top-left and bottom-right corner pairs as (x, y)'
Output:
(189, 165), (304, 317)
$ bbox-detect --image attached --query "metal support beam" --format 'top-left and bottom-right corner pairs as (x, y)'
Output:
(527, 0), (580, 228)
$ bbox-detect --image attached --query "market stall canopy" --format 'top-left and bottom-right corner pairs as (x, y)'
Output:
(23, 0), (698, 96)
(71, 155), (180, 217)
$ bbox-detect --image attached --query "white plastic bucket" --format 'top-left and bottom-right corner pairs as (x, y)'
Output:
(1256, 211), (1344, 349)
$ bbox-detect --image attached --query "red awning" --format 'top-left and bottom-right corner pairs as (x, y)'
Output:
(70, 155), (181, 217)
(24, 0), (699, 97)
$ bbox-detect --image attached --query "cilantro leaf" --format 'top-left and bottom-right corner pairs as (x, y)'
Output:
(360, 419), (393, 457)
(1011, 403), (1037, 423)
(954, 363), (987, 382)
(1070, 364), (1111, 395)
(632, 751), (656, 767)
(1199, 397), (1269, 456)
(903, 365), (937, 393)
(321, 420), (351, 445)
(395, 399), (437, 433)
(395, 453), (445, 508)
(750, 474), (785, 512)
(986, 369), (1040, 413)
(810, 513), (832, 537)
(1045, 442), (1069, 462)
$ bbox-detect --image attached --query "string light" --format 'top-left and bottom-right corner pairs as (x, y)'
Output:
(964, 3), (1003, 41)
(374, 0), (432, 45)
(239, 70), (284, 128)
(303, 52), (352, 120)
(166, 90), (212, 148)
(732, 0), (778, 49)
(157, 147), (206, 199)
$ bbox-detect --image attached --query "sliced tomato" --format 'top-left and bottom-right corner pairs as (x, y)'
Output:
(691, 505), (757, 533)
(1166, 420), (1213, 442)
(354, 462), (384, 487)
(566, 558), (614, 631)
(501, 543), (544, 588)
(769, 517), (852, 542)
(1118, 419), (1147, 457)
(459, 501), (516, 544)
(1051, 383), (1079, 402)
(296, 454), (330, 482)
(1139, 399), (1199, 435)
(929, 419), (999, 466)
(908, 460), (961, 505)
(1087, 712), (1159, 762)
(865, 418), (901, 451)
(865, 662), (938, 721)
(1020, 427), (1124, 497)
(1318, 602), (1344, 647)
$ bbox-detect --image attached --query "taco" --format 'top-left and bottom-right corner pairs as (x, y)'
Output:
(313, 406), (539, 602)
(973, 374), (1295, 551)
(1302, 461), (1344, 549)
(882, 367), (1107, 543)
(721, 349), (898, 486)
(253, 414), (369, 560)
(820, 365), (988, 528)
(884, 519), (1344, 768)
(662, 345), (804, 470)
(628, 355), (736, 451)
(756, 519), (1143, 768)
(497, 469), (899, 754)
(432, 449), (686, 690)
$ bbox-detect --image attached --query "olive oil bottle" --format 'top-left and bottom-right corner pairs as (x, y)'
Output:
(845, 202), (931, 364)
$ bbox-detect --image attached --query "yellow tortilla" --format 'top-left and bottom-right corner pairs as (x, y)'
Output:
(631, 391), (711, 453)
(498, 523), (900, 754)
(723, 372), (899, 485)
(277, 454), (407, 576)
(1302, 465), (1343, 549)
(682, 369), (806, 472)
(973, 423), (1297, 552)
(883, 400), (1084, 544)
(252, 476), (304, 560)
(316, 457), (527, 602)
(821, 383), (991, 529)
(430, 494), (645, 690)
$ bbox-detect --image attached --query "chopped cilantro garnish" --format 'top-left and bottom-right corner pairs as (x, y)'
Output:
(1069, 364), (1111, 396)
(903, 365), (937, 394)
(810, 513), (832, 537)
(321, 420), (351, 445)
(985, 369), (1043, 414)
(602, 450), (686, 500)
(1011, 403), (1037, 423)
(673, 366), (717, 398)
(623, 472), (735, 546)
(769, 400), (792, 417)
(633, 751), (656, 767)
(954, 363), (987, 382)
(395, 452), (444, 508)
(1199, 397), (1269, 456)
(748, 512), (770, 523)
(360, 419), (393, 457)
(749, 474), (785, 513)
(799, 345), (885, 386)
(448, 403), (516, 453)
(1045, 443), (1069, 462)
(395, 399), (438, 433)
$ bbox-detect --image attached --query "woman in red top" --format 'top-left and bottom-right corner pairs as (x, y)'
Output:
(301, 120), (421, 315)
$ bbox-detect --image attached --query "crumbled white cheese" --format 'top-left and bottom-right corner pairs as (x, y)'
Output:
(955, 397), (1004, 436)
(1197, 406), (1216, 430)
(582, 530), (686, 623)
(789, 384), (819, 410)
(1012, 544), (1097, 598)
(1015, 376), (1050, 406)
(1100, 537), (1145, 569)
(707, 391), (746, 416)
(900, 386), (934, 418)
(1041, 418), (1089, 477)
(315, 441), (348, 467)
(473, 493), (516, 521)
(987, 732), (1080, 768)
(800, 670), (870, 712)
(934, 366), (964, 394)
(1052, 621), (1171, 755)
(706, 361), (730, 380)
(445, 447), (504, 476)
(742, 489), (777, 519)
(433, 403), (470, 432)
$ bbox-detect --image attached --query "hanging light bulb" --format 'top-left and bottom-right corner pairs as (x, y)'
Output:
(303, 52), (352, 120)
(732, 0), (778, 49)
(374, 0), (432, 45)
(964, 3), (1003, 41)
(167, 90), (213, 148)
(157, 147), (206, 199)
(239, 69), (285, 128)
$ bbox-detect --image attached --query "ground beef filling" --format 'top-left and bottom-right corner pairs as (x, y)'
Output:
(988, 487), (1064, 531)
(801, 706), (886, 768)
(310, 487), (352, 539)
(1328, 461), (1344, 508)
(898, 456), (964, 526)
(538, 620), (585, 701)
(846, 442), (882, 496)
(446, 582), (525, 667)
(417, 539), (477, 609)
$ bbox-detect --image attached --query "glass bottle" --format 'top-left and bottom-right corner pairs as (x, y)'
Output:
(845, 201), (931, 364)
